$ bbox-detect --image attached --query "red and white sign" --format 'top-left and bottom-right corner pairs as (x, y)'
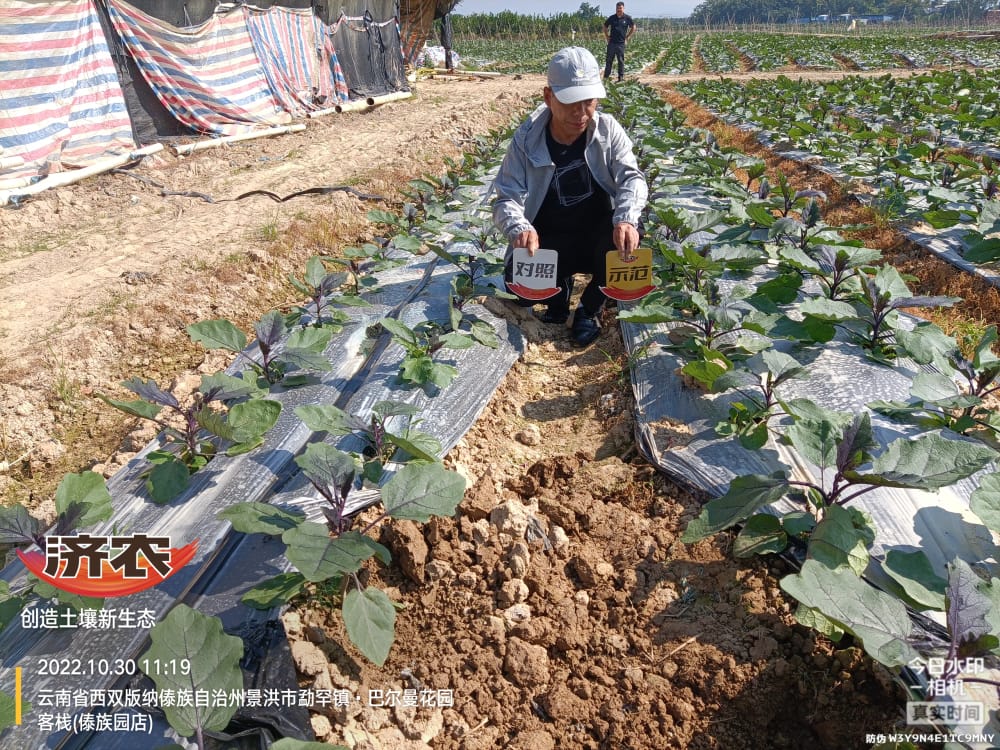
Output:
(508, 247), (560, 301)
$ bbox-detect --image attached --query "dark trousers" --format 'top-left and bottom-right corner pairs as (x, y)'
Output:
(604, 43), (626, 80)
(505, 222), (615, 317)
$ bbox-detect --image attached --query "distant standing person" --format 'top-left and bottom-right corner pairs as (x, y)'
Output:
(603, 2), (635, 82)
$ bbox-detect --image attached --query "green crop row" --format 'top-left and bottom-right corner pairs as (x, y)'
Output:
(604, 82), (1000, 708)
(677, 71), (1000, 262)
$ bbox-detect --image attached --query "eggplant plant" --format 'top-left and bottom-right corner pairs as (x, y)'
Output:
(777, 242), (881, 302)
(767, 170), (827, 218)
(872, 324), (1000, 443)
(844, 265), (959, 363)
(99, 374), (280, 502)
(923, 196), (1000, 264)
(780, 264), (957, 360)
(683, 406), (998, 662)
(782, 554), (1000, 677)
(294, 400), (442, 484)
(221, 441), (466, 665)
(287, 254), (371, 325)
(619, 280), (774, 389)
(426, 213), (512, 342)
(713, 349), (809, 449)
(366, 205), (427, 255)
(328, 243), (405, 296)
(683, 408), (997, 565)
(378, 317), (475, 390)
(647, 201), (728, 246)
(188, 310), (334, 389)
(0, 471), (112, 627)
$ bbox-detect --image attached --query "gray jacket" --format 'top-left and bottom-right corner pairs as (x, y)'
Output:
(492, 104), (647, 244)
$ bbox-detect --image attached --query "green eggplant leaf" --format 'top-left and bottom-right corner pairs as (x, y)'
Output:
(218, 502), (305, 535)
(186, 319), (248, 353)
(682, 473), (788, 542)
(343, 587), (396, 666)
(781, 560), (918, 668)
(382, 462), (466, 522)
(138, 605), (244, 736)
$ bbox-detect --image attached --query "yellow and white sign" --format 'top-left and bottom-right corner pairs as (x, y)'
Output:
(601, 248), (655, 301)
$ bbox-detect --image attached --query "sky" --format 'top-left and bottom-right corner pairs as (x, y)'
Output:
(450, 1), (699, 19)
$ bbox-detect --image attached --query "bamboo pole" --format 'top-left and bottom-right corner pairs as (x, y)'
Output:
(432, 68), (503, 78)
(0, 176), (33, 191)
(334, 97), (377, 114)
(0, 144), (163, 207)
(369, 91), (413, 106)
(172, 124), (307, 155)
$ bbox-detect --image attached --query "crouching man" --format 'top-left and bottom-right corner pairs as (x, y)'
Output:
(492, 46), (647, 347)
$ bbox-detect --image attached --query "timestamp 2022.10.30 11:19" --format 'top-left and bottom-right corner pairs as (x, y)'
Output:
(35, 658), (191, 678)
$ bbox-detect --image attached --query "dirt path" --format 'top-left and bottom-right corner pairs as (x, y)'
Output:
(0, 74), (539, 498)
(0, 72), (909, 748)
(288, 306), (904, 748)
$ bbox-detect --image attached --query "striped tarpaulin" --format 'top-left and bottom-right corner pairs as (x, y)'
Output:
(105, 0), (290, 135)
(0, 0), (136, 179)
(243, 6), (347, 113)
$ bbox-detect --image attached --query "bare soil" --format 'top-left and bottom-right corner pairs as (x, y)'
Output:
(0, 71), (924, 748)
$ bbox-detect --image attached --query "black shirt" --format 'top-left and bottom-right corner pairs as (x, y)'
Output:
(604, 13), (634, 45)
(532, 126), (612, 239)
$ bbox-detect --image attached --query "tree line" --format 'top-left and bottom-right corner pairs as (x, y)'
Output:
(688, 0), (994, 24)
(449, 4), (682, 39)
(448, 0), (993, 32)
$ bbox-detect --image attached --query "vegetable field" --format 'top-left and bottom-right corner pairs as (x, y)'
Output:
(457, 29), (1000, 77)
(2, 26), (1000, 750)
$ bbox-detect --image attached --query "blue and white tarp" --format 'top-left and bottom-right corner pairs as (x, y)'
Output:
(0, 0), (136, 179)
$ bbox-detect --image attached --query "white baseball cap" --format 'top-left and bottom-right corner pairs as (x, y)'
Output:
(547, 47), (606, 104)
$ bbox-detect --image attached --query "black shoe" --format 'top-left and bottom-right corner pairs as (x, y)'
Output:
(571, 309), (600, 347)
(540, 307), (569, 325)
(617, 77), (625, 82)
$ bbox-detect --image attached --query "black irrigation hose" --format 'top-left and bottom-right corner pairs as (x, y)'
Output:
(109, 167), (387, 204)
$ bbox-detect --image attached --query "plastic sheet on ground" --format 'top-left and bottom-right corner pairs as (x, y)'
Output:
(0, 208), (524, 747)
(706, 104), (1000, 291)
(67, 263), (523, 748)
(623, 176), (1000, 747)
